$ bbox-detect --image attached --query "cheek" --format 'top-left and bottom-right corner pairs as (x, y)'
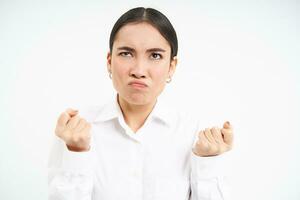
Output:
(150, 71), (168, 94)
(151, 64), (169, 83)
(112, 59), (129, 77)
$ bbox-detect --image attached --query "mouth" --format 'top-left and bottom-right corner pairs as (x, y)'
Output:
(128, 81), (148, 89)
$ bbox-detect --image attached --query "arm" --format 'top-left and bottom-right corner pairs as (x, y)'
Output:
(48, 109), (94, 200)
(190, 122), (233, 200)
(48, 137), (94, 200)
(190, 151), (231, 200)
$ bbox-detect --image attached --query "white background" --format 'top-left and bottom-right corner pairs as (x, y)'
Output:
(0, 0), (299, 199)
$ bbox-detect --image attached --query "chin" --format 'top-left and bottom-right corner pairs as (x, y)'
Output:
(129, 94), (149, 105)
(125, 92), (154, 105)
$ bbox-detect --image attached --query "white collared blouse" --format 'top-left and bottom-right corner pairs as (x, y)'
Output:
(48, 95), (230, 200)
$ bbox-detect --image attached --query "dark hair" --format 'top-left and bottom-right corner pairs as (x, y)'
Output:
(109, 7), (178, 59)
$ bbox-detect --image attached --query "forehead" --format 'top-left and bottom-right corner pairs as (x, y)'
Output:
(113, 22), (170, 51)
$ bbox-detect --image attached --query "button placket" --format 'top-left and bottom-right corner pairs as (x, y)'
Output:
(130, 142), (143, 198)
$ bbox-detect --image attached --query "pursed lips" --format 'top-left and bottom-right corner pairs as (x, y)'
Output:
(128, 80), (148, 88)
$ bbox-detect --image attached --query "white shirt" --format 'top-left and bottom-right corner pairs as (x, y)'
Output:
(48, 95), (231, 200)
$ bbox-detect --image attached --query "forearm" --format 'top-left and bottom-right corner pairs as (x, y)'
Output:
(190, 151), (231, 200)
(48, 138), (94, 200)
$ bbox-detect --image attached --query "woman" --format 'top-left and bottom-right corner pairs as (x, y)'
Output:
(48, 7), (234, 200)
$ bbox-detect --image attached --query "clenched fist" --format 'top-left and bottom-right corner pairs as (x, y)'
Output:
(55, 108), (91, 152)
(192, 121), (233, 157)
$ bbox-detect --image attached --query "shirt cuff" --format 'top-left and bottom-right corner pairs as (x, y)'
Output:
(190, 150), (229, 180)
(62, 145), (94, 171)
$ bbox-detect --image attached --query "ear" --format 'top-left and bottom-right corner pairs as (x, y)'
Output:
(168, 56), (178, 78)
(107, 51), (112, 73)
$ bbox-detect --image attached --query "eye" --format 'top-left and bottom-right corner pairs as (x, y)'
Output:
(150, 53), (162, 60)
(119, 51), (132, 57)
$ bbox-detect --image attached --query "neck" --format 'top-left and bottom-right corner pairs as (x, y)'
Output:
(117, 95), (156, 133)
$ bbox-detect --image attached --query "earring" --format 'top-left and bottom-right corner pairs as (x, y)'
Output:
(109, 72), (112, 79)
(166, 76), (172, 83)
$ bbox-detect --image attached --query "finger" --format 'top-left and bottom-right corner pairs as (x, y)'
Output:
(204, 128), (215, 143)
(211, 127), (224, 144)
(74, 118), (87, 132)
(221, 128), (234, 146)
(196, 130), (209, 145)
(198, 130), (208, 142)
(223, 121), (232, 129)
(79, 123), (92, 138)
(195, 131), (210, 152)
(79, 124), (92, 151)
(57, 112), (71, 127)
(66, 108), (78, 117)
(66, 115), (81, 129)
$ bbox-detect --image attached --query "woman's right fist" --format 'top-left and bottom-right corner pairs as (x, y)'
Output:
(55, 108), (91, 152)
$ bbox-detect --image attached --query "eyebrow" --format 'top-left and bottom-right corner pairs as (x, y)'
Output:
(117, 46), (166, 53)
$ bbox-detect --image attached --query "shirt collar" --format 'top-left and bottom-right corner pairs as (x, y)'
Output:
(93, 93), (173, 126)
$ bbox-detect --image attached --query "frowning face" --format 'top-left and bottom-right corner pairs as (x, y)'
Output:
(107, 22), (177, 105)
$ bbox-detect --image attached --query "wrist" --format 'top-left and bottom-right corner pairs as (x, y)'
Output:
(66, 144), (90, 152)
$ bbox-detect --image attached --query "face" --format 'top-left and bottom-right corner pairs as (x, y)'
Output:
(107, 22), (177, 105)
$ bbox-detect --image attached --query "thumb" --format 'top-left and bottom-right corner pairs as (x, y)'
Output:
(223, 121), (231, 129)
(221, 121), (233, 146)
(66, 108), (78, 117)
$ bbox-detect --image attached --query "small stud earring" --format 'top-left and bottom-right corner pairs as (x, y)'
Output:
(109, 72), (112, 79)
(166, 76), (172, 83)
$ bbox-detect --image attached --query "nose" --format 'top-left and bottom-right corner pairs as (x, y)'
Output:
(129, 59), (147, 79)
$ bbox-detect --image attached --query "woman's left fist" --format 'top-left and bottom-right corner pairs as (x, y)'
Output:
(192, 121), (233, 157)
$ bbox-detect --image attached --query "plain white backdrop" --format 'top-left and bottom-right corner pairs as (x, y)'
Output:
(0, 0), (299, 199)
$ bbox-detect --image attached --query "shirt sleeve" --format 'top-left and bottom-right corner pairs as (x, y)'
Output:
(190, 151), (232, 200)
(48, 136), (95, 200)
